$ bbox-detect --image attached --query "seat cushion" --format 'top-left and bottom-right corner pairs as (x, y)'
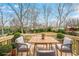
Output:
(57, 44), (70, 51)
(18, 43), (31, 51)
(19, 45), (27, 51)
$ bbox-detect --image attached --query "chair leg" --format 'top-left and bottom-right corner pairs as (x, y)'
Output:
(65, 52), (67, 56)
(55, 44), (58, 56)
(33, 44), (36, 56)
(21, 52), (23, 56)
(71, 53), (73, 56)
(60, 51), (62, 56)
(17, 51), (18, 56)
(71, 51), (73, 56)
(29, 50), (31, 56)
(56, 50), (58, 56)
(27, 51), (28, 56)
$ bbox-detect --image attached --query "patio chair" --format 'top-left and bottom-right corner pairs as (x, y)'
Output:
(56, 37), (72, 56)
(15, 36), (31, 56)
(36, 47), (56, 56)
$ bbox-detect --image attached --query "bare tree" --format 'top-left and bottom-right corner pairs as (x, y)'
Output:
(8, 3), (30, 33)
(0, 8), (8, 36)
(76, 18), (79, 27)
(28, 4), (39, 29)
(65, 18), (79, 28)
(54, 3), (76, 29)
(42, 4), (52, 29)
(9, 17), (21, 33)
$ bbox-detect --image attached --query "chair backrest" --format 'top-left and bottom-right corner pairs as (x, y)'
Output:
(63, 37), (72, 45)
(15, 36), (26, 51)
(37, 50), (55, 56)
(15, 36), (24, 44)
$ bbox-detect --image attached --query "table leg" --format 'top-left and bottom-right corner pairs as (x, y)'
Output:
(55, 44), (58, 56)
(51, 43), (52, 49)
(46, 44), (48, 49)
(33, 44), (36, 56)
(49, 43), (52, 50)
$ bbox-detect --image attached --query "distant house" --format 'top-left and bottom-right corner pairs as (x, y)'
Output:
(65, 26), (79, 32)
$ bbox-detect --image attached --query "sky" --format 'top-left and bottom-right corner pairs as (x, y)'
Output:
(0, 3), (79, 26)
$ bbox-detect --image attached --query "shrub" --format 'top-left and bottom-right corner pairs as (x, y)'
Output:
(56, 33), (65, 39)
(47, 27), (52, 32)
(15, 28), (21, 33)
(57, 29), (65, 34)
(11, 32), (20, 49)
(11, 43), (16, 49)
(31, 28), (45, 33)
(13, 32), (21, 39)
(52, 30), (58, 33)
(52, 30), (55, 32)
(0, 45), (12, 56)
(39, 29), (45, 32)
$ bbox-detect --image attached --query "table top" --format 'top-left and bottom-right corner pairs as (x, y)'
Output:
(29, 36), (59, 44)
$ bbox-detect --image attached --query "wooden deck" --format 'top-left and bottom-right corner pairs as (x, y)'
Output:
(0, 33), (74, 56)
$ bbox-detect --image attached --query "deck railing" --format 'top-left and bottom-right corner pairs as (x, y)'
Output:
(0, 35), (13, 46)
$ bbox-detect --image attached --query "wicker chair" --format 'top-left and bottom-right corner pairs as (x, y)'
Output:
(56, 37), (72, 56)
(15, 36), (31, 56)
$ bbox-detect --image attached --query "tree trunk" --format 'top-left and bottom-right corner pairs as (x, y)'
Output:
(20, 24), (24, 34)
(1, 27), (4, 36)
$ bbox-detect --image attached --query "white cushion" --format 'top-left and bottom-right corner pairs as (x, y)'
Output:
(15, 36), (24, 43)
(63, 37), (72, 44)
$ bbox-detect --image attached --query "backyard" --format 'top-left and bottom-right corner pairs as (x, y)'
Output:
(0, 3), (79, 56)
